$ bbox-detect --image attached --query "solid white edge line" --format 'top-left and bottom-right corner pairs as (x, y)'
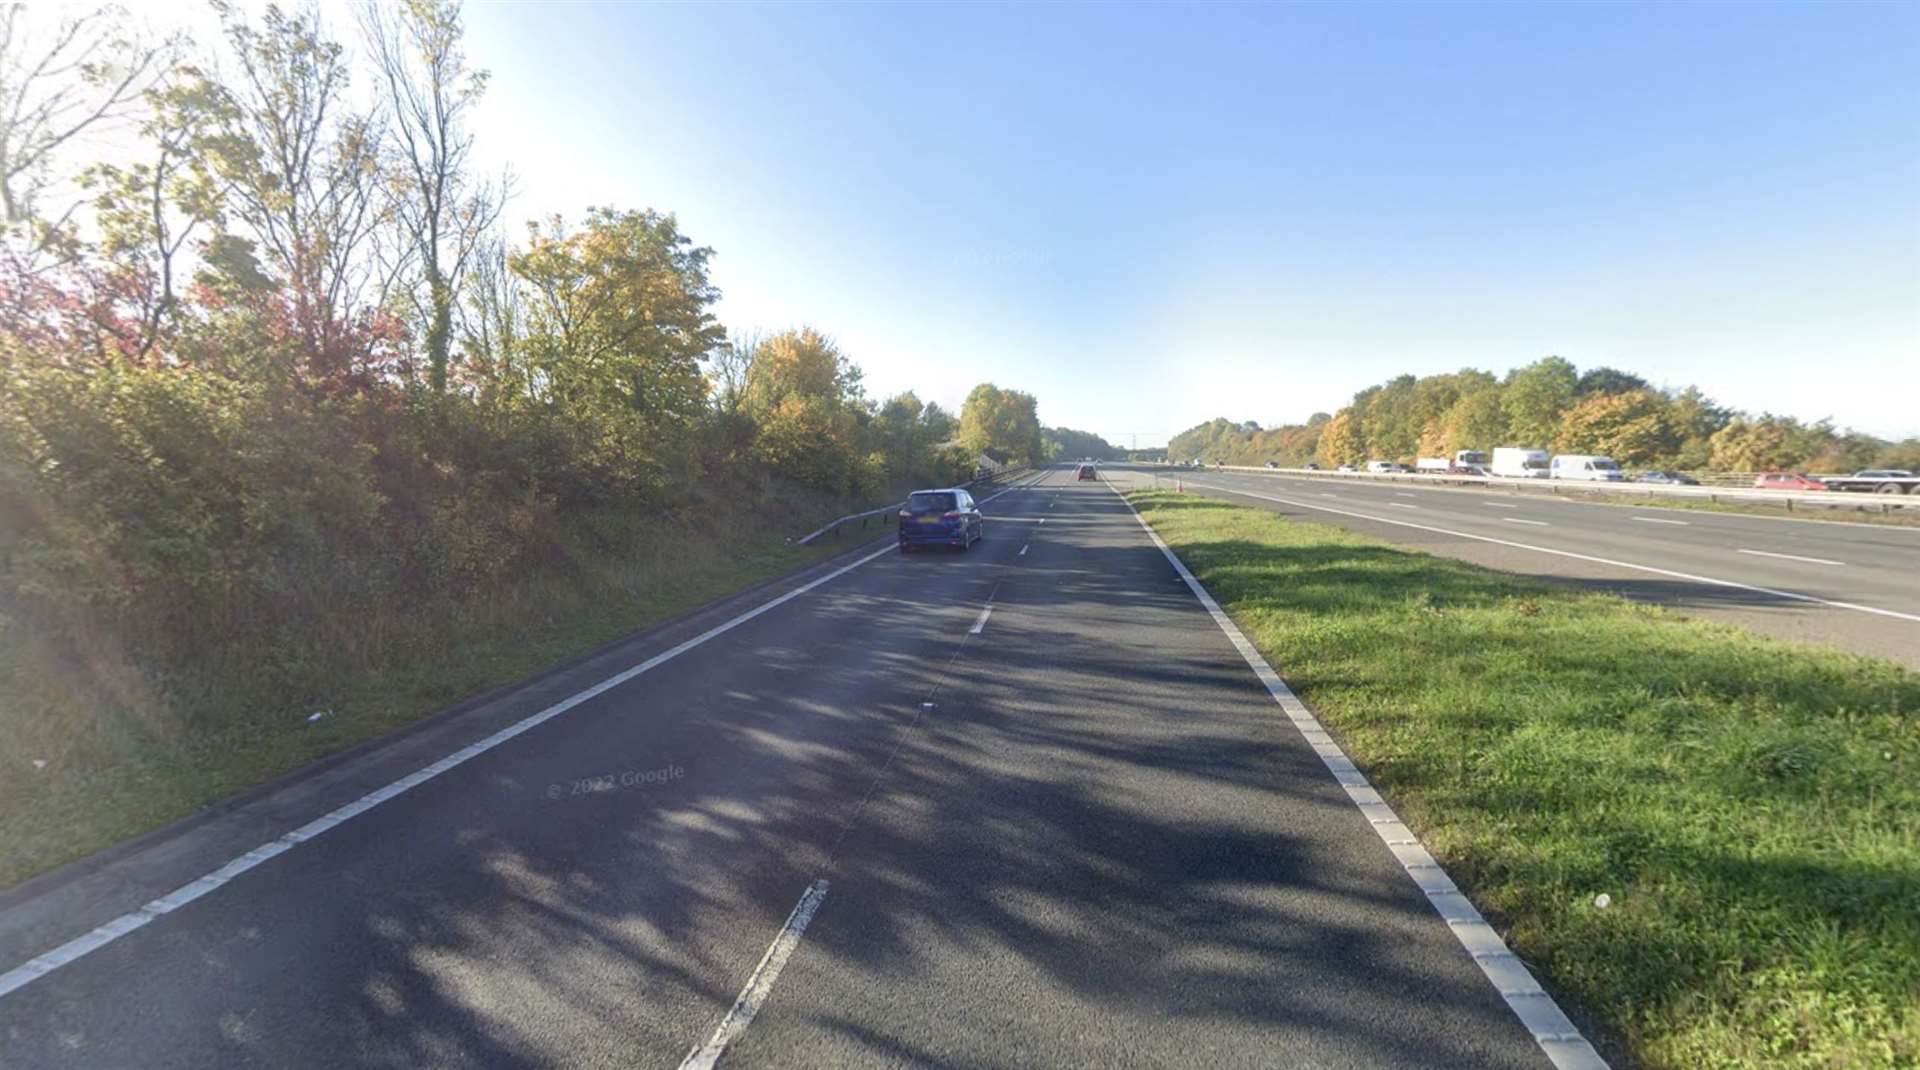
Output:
(1113, 484), (1607, 1070)
(1183, 481), (1920, 624)
(968, 605), (994, 635)
(0, 475), (1056, 1004)
(678, 879), (831, 1070)
(1737, 548), (1843, 567)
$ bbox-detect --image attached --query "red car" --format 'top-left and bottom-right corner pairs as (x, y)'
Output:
(1753, 472), (1828, 491)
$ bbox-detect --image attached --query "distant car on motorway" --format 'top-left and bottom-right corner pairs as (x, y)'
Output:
(1075, 463), (1098, 481)
(1335, 464), (1356, 472)
(1753, 472), (1829, 492)
(1449, 464), (1489, 477)
(1264, 461), (1279, 468)
(1366, 460), (1409, 473)
(1302, 462), (1320, 470)
(1633, 470), (1699, 485)
(898, 488), (983, 552)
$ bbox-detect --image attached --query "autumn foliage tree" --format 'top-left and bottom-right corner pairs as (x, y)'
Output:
(0, 0), (1022, 767)
(1174, 357), (1903, 474)
(1554, 389), (1677, 464)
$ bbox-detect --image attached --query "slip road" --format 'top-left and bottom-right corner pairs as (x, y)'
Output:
(0, 468), (1583, 1069)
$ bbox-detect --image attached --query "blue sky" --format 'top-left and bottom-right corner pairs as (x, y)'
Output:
(458, 1), (1917, 445)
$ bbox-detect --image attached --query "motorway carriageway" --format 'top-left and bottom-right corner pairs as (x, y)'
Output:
(0, 466), (1598, 1069)
(1124, 465), (1920, 668)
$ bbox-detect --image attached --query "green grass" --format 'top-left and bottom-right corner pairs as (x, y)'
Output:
(0, 491), (879, 889)
(1128, 489), (1919, 1070)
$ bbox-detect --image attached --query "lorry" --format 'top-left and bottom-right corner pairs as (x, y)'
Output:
(1550, 454), (1624, 481)
(1820, 469), (1920, 495)
(1415, 457), (1452, 473)
(1490, 447), (1549, 479)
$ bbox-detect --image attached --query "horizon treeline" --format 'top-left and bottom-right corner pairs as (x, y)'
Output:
(1169, 358), (1919, 472)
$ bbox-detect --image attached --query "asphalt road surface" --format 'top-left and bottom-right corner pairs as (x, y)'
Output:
(0, 467), (1584, 1069)
(1122, 465), (1920, 668)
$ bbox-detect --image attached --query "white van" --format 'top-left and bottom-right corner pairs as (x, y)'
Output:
(1490, 447), (1549, 479)
(1550, 454), (1624, 481)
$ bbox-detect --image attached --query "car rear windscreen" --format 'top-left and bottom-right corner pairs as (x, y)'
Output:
(907, 492), (957, 514)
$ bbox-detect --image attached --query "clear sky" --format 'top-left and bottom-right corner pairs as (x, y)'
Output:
(184, 2), (1920, 444)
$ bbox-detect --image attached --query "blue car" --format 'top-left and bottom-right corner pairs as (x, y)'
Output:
(898, 488), (983, 552)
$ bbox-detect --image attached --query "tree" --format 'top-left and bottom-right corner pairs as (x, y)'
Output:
(1044, 426), (1119, 461)
(957, 382), (1042, 465)
(920, 400), (954, 444)
(1878, 439), (1920, 471)
(1576, 366), (1650, 397)
(0, 4), (169, 234)
(1353, 374), (1418, 460)
(1708, 417), (1800, 471)
(1662, 386), (1729, 468)
(1441, 389), (1507, 452)
(1408, 369), (1494, 450)
(753, 391), (860, 494)
(742, 327), (861, 415)
(1317, 410), (1364, 467)
(1554, 389), (1676, 464)
(1501, 356), (1578, 446)
(195, 2), (386, 378)
(738, 328), (866, 492)
(511, 208), (723, 492)
(362, 0), (503, 392)
(78, 69), (234, 360)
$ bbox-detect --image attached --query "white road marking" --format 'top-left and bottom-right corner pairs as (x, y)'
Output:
(1504, 518), (1549, 526)
(1738, 548), (1844, 567)
(1482, 502), (1517, 509)
(1632, 517), (1688, 526)
(678, 879), (831, 1070)
(1396, 492), (1417, 498)
(1389, 502), (1419, 510)
(1108, 484), (1607, 1070)
(1018, 544), (1029, 556)
(0, 474), (1057, 1003)
(1321, 493), (1340, 498)
(1182, 481), (1920, 625)
(968, 605), (995, 634)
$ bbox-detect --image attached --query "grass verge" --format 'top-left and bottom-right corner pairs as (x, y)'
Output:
(0, 487), (891, 890)
(1127, 489), (1918, 1070)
